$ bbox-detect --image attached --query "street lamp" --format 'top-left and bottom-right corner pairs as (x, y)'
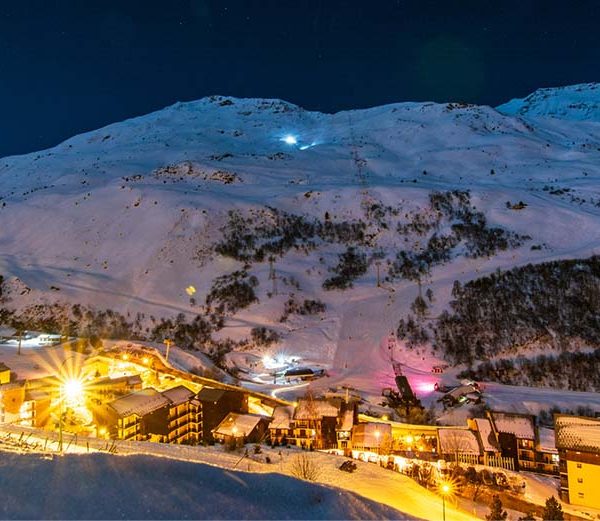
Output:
(440, 481), (452, 521)
(56, 354), (85, 454)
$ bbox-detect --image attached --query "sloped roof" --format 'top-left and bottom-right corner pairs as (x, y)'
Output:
(0, 362), (10, 372)
(338, 410), (354, 432)
(490, 412), (535, 440)
(439, 428), (482, 455)
(474, 418), (499, 452)
(294, 398), (340, 420)
(197, 387), (227, 403)
(162, 385), (195, 406)
(555, 415), (600, 453)
(213, 413), (266, 437)
(270, 405), (294, 430)
(108, 388), (169, 417)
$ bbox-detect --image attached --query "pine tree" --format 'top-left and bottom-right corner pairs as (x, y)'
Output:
(542, 496), (564, 521)
(486, 495), (508, 521)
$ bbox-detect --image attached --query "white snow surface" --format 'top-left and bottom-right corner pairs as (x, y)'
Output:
(0, 451), (413, 520)
(1, 85), (600, 411)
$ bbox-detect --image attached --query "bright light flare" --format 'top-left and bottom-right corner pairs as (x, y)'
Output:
(63, 378), (84, 402)
(185, 285), (196, 296)
(282, 135), (297, 145)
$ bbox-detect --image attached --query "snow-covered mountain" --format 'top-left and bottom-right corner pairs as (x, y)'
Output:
(497, 83), (600, 120)
(1, 84), (599, 381)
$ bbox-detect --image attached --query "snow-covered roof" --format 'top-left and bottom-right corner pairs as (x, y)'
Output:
(538, 427), (557, 453)
(352, 422), (392, 447)
(445, 384), (479, 400)
(338, 410), (354, 432)
(270, 405), (294, 430)
(162, 385), (195, 406)
(555, 415), (600, 453)
(197, 387), (227, 403)
(294, 399), (340, 420)
(474, 418), (498, 452)
(213, 413), (265, 437)
(490, 412), (535, 440)
(108, 388), (169, 417)
(438, 428), (481, 455)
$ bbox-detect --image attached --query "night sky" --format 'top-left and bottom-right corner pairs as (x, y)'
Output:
(1, 0), (598, 157)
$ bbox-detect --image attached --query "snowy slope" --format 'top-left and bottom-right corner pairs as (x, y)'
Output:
(0, 452), (413, 520)
(1, 85), (600, 385)
(497, 83), (600, 121)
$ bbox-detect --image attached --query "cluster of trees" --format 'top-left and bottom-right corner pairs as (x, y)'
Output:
(250, 326), (280, 347)
(205, 270), (259, 314)
(390, 191), (527, 281)
(433, 256), (600, 364)
(460, 349), (600, 391)
(280, 295), (326, 322)
(323, 247), (368, 290)
(214, 208), (367, 262)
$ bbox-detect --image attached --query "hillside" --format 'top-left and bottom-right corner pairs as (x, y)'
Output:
(0, 452), (413, 520)
(1, 84), (599, 383)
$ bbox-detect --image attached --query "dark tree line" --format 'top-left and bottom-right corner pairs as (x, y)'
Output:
(460, 350), (600, 392)
(433, 255), (600, 364)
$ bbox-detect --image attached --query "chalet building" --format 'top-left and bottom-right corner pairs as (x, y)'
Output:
(555, 415), (600, 510)
(95, 385), (199, 443)
(96, 388), (169, 440)
(148, 385), (199, 444)
(213, 412), (271, 444)
(269, 405), (294, 445)
(351, 422), (392, 453)
(438, 427), (482, 464)
(289, 398), (342, 449)
(470, 418), (500, 458)
(488, 411), (537, 471)
(196, 387), (247, 443)
(337, 409), (355, 451)
(357, 414), (440, 456)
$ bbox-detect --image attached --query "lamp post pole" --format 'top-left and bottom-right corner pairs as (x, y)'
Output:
(57, 354), (78, 455)
(58, 385), (64, 454)
(442, 494), (446, 521)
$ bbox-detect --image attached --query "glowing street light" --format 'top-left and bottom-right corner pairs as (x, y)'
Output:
(58, 375), (85, 454)
(439, 481), (453, 521)
(282, 135), (297, 145)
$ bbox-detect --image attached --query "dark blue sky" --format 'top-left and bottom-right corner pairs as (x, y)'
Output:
(1, 0), (598, 157)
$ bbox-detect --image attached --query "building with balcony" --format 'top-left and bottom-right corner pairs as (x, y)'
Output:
(289, 398), (342, 449)
(197, 387), (247, 443)
(94, 385), (199, 443)
(555, 414), (600, 510)
(269, 405), (294, 445)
